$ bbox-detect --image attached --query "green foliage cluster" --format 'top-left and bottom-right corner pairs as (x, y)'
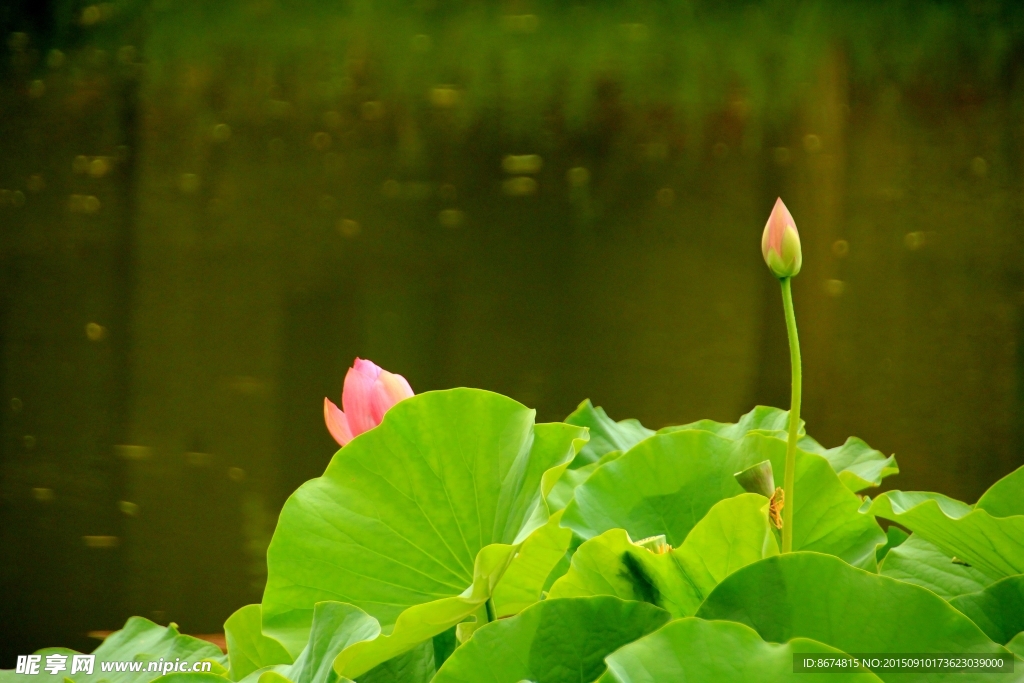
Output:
(5, 389), (1024, 681)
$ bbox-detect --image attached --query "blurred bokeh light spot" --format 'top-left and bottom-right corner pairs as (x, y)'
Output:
(381, 179), (401, 198)
(832, 239), (850, 257)
(971, 156), (988, 177)
(803, 134), (822, 153)
(266, 100), (294, 119)
(28, 79), (46, 98)
(503, 154), (543, 174)
(115, 445), (151, 461)
(89, 157), (111, 178)
(338, 219), (361, 237)
(323, 110), (342, 128)
(430, 86), (460, 108)
(118, 501), (139, 516)
(8, 32), (29, 52)
(83, 536), (120, 548)
(503, 176), (537, 196)
(68, 194), (92, 213)
(774, 147), (791, 165)
(361, 101), (385, 121)
(86, 322), (107, 341)
(32, 487), (54, 503)
(825, 279), (846, 297)
(228, 467), (246, 482)
(904, 231), (926, 250)
(11, 398), (23, 413)
(567, 166), (590, 187)
(27, 174), (45, 192)
(439, 209), (464, 228)
(11, 191), (25, 208)
(212, 123), (232, 142)
(81, 6), (102, 26)
(179, 173), (200, 194)
(23, 435), (36, 450)
(185, 452), (212, 467)
(311, 131), (332, 150)
(73, 155), (90, 174)
(46, 49), (65, 69)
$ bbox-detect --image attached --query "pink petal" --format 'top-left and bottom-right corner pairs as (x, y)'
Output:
(351, 357), (382, 380)
(342, 363), (380, 436)
(324, 398), (354, 446)
(369, 371), (415, 423)
(765, 197), (796, 255)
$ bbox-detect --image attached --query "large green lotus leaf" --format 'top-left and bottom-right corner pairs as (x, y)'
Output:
(276, 602), (379, 683)
(146, 676), (227, 683)
(599, 617), (884, 683)
(563, 429), (740, 544)
(431, 596), (670, 683)
(697, 552), (1017, 682)
(0, 620), (228, 683)
(564, 400), (653, 468)
(331, 544), (516, 678)
(876, 526), (910, 563)
(660, 405), (806, 437)
(739, 436), (885, 571)
(231, 602), (391, 683)
(550, 493), (778, 617)
(661, 406), (897, 492)
(879, 535), (994, 599)
(546, 529), (642, 602)
(628, 493), (779, 616)
(1008, 633), (1024, 658)
(546, 450), (623, 512)
(975, 465), (1024, 518)
(491, 510), (572, 617)
(867, 491), (1024, 579)
(89, 618), (227, 677)
(235, 604), (433, 683)
(803, 437), (899, 494)
(262, 389), (586, 662)
(355, 642), (435, 683)
(225, 605), (293, 680)
(950, 576), (1024, 645)
(0, 648), (79, 683)
(564, 431), (884, 569)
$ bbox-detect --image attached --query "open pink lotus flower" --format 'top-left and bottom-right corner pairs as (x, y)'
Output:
(324, 358), (414, 446)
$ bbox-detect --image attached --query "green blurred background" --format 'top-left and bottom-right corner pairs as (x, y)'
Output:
(2, 0), (1024, 665)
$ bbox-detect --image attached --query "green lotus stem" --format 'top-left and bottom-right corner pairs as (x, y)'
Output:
(485, 597), (496, 623)
(780, 276), (802, 554)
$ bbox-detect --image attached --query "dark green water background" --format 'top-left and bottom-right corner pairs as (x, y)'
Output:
(2, 0), (1024, 664)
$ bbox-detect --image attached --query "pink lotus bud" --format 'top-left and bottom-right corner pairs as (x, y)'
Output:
(324, 358), (414, 446)
(761, 198), (802, 279)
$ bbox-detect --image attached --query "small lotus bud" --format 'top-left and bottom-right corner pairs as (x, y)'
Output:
(324, 358), (414, 446)
(633, 534), (672, 555)
(761, 198), (802, 278)
(734, 460), (776, 499)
